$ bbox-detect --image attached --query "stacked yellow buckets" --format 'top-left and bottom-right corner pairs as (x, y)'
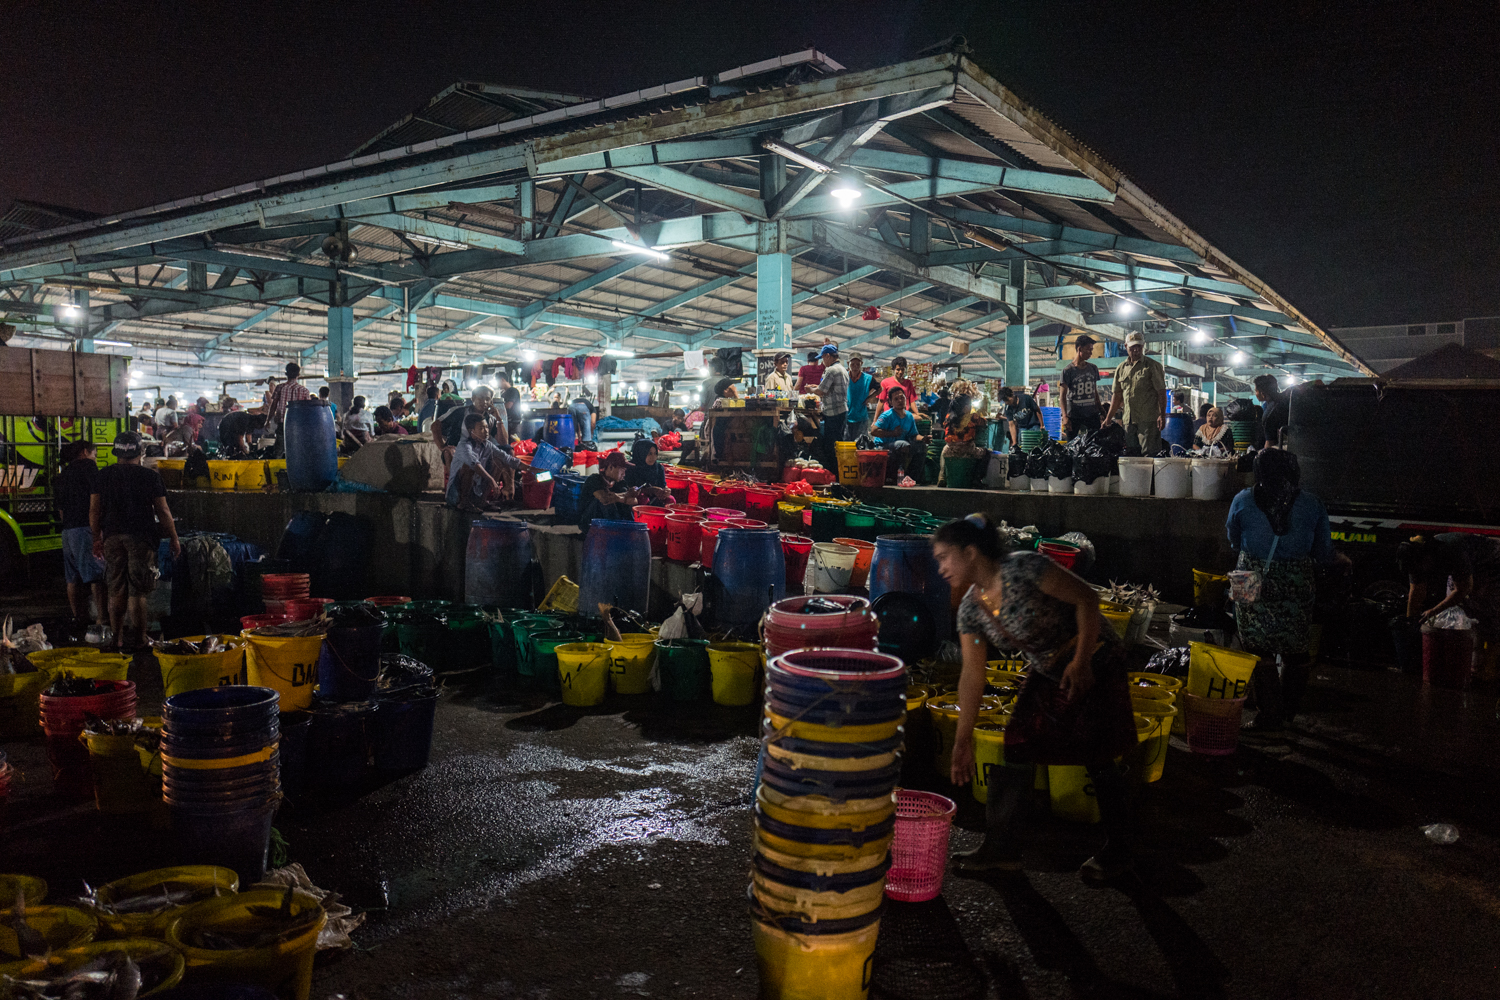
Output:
(754, 648), (908, 1000)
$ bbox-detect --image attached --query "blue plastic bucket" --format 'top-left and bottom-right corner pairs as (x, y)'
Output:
(316, 625), (383, 702)
(463, 520), (536, 608)
(753, 808), (896, 846)
(173, 799), (277, 883)
(752, 853), (891, 893)
(530, 440), (569, 474)
(372, 690), (438, 772)
(576, 520), (652, 616)
(544, 412), (576, 450)
(710, 527), (786, 630)
(278, 711), (311, 797)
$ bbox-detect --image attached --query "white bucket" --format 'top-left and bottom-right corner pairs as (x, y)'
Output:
(804, 542), (858, 593)
(1109, 474), (1121, 494)
(1119, 457), (1153, 496)
(1048, 476), (1074, 494)
(1030, 476), (1050, 492)
(1074, 477), (1107, 496)
(982, 453), (1009, 488)
(1191, 460), (1235, 501)
(1007, 474), (1030, 491)
(1153, 458), (1191, 498)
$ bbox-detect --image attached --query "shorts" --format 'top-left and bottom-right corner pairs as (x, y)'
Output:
(62, 527), (104, 585)
(102, 533), (159, 597)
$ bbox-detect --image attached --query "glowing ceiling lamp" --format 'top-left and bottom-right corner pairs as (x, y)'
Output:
(611, 240), (671, 261)
(1231, 351), (1247, 364)
(829, 176), (862, 205)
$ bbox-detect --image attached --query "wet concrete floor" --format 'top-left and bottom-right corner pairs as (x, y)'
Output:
(5, 585), (1500, 998)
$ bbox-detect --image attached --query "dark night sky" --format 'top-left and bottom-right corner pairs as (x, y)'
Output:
(5, 1), (1497, 329)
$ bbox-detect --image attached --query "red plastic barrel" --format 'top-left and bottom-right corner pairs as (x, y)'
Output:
(665, 514), (704, 563)
(763, 594), (880, 658)
(781, 535), (813, 592)
(1423, 628), (1474, 690)
(633, 505), (671, 557)
(241, 613), (290, 630)
(700, 522), (724, 569)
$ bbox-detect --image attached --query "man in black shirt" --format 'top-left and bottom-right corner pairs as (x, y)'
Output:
(498, 375), (524, 439)
(55, 441), (106, 624)
(90, 432), (181, 652)
(217, 410), (267, 456)
(1060, 334), (1103, 438)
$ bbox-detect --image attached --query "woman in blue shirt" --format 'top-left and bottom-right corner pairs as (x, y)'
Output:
(1226, 449), (1347, 734)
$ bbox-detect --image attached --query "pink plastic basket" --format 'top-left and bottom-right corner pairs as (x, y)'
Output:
(885, 789), (956, 902)
(1184, 693), (1246, 755)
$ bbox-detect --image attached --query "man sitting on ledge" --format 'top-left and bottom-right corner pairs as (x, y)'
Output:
(446, 413), (524, 512)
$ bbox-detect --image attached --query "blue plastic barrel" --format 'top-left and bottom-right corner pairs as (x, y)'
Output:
(867, 534), (952, 641)
(1163, 412), (1194, 450)
(284, 399), (338, 491)
(316, 625), (384, 702)
(710, 527), (786, 629)
(531, 440), (569, 474)
(372, 689), (438, 771)
(576, 519), (652, 616)
(544, 412), (576, 450)
(463, 520), (536, 607)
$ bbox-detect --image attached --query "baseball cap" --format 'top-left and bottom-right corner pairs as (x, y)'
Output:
(112, 431), (143, 458)
(773, 352), (791, 364)
(1125, 332), (1145, 348)
(819, 343), (839, 358)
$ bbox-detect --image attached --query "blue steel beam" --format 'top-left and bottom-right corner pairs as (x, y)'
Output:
(946, 208), (1200, 264)
(788, 282), (935, 342)
(351, 214), (525, 255)
(609, 165), (767, 218)
(835, 148), (1116, 203)
(197, 298), (300, 361)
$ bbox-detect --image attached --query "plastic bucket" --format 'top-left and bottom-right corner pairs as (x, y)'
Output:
(0, 940), (185, 997)
(830, 538), (875, 589)
(1132, 701), (1176, 783)
(805, 542), (858, 594)
(707, 642), (761, 706)
(970, 721), (1009, 804)
(306, 701), (373, 788)
(751, 911), (881, 1000)
(279, 710), (312, 796)
(1100, 608), (1132, 640)
(655, 639), (712, 701)
(243, 631), (324, 711)
(780, 535), (814, 592)
(171, 799), (278, 883)
(664, 514), (704, 563)
(83, 731), (156, 815)
(1118, 456), (1153, 496)
(240, 614), (290, 630)
(1193, 569), (1230, 606)
(0, 906), (98, 960)
(234, 461), (267, 491)
(606, 634), (657, 695)
(926, 695), (1003, 776)
(943, 456), (980, 489)
(556, 643), (611, 706)
(372, 690), (438, 771)
(1153, 457), (1191, 498)
(1038, 541), (1080, 571)
(633, 505), (671, 557)
(154, 636), (245, 698)
(92, 866), (239, 939)
(167, 889), (326, 1000)
(1048, 765), (1100, 823)
(207, 460), (239, 491)
(1186, 641), (1258, 699)
(885, 789), (956, 902)
(700, 522), (724, 569)
(314, 625), (383, 702)
(531, 631), (583, 696)
(745, 489), (781, 520)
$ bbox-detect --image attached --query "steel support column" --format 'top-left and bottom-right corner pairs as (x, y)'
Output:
(75, 291), (93, 352)
(755, 221), (793, 352)
(1004, 262), (1028, 387)
(327, 300), (355, 411)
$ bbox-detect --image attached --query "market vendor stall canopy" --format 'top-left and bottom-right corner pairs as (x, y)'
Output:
(0, 42), (1371, 403)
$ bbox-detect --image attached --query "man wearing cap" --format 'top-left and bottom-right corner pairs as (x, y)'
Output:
(811, 343), (849, 469)
(1104, 331), (1168, 454)
(762, 352), (797, 394)
(1060, 334), (1104, 438)
(90, 432), (181, 652)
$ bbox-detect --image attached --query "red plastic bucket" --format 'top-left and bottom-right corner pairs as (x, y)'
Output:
(40, 680), (137, 736)
(665, 514), (705, 563)
(666, 477), (691, 504)
(857, 451), (888, 488)
(703, 507), (740, 522)
(744, 489), (780, 520)
(521, 473), (554, 510)
(241, 614), (290, 630)
(633, 505), (671, 557)
(729, 517), (769, 530)
(1038, 542), (1080, 571)
(780, 534), (814, 592)
(666, 503), (704, 515)
(700, 522), (724, 569)
(832, 537), (877, 589)
(886, 790), (957, 902)
(709, 483), (745, 511)
(284, 597), (333, 621)
(762, 595), (880, 658)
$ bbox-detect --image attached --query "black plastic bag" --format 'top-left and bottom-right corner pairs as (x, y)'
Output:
(1044, 442), (1074, 479)
(1223, 398), (1261, 423)
(1144, 646), (1191, 677)
(1090, 421), (1127, 457)
(1072, 452), (1111, 485)
(1025, 446), (1049, 479)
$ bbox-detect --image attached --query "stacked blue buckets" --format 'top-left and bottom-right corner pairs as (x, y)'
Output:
(752, 648), (907, 999)
(162, 686), (281, 881)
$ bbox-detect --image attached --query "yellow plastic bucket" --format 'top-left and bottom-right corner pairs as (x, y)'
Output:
(266, 459), (288, 488)
(926, 694), (1003, 777)
(81, 730), (155, 815)
(1193, 569), (1230, 606)
(1130, 672), (1185, 734)
(0, 906), (97, 959)
(707, 642), (761, 706)
(207, 460), (239, 490)
(1129, 685), (1173, 705)
(752, 823), (893, 863)
(28, 648), (131, 681)
(1187, 641), (1258, 699)
(1048, 765), (1100, 824)
(0, 876), (47, 909)
(1101, 608), (1133, 640)
(156, 636), (247, 697)
(166, 889), (326, 1000)
(764, 710), (903, 745)
(242, 631), (324, 711)
(605, 633), (656, 695)
(752, 872), (886, 923)
(756, 787), (895, 831)
(971, 720), (1010, 804)
(0, 940), (184, 996)
(556, 642), (610, 707)
(1132, 702), (1176, 783)
(0, 671), (49, 739)
(753, 913), (880, 1000)
(93, 866), (239, 938)
(751, 834), (890, 877)
(234, 461), (267, 491)
(764, 743), (898, 774)
(983, 668), (1027, 698)
(905, 683), (937, 713)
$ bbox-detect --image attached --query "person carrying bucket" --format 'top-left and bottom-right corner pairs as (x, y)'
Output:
(1226, 449), (1348, 737)
(932, 514), (1139, 881)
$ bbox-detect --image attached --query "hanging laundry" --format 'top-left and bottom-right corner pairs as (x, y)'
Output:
(684, 349), (704, 370)
(405, 366), (420, 389)
(529, 360), (544, 388)
(582, 356), (602, 380)
(600, 358), (618, 377)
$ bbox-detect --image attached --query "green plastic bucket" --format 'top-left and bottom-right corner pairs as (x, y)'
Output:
(943, 456), (981, 489)
(841, 507), (879, 542)
(530, 630), (583, 696)
(655, 639), (712, 701)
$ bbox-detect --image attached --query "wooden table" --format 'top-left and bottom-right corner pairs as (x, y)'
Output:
(699, 404), (816, 476)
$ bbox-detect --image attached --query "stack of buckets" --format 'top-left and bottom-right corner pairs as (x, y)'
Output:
(1128, 673), (1181, 782)
(40, 679), (137, 798)
(1183, 641), (1257, 754)
(162, 686), (281, 881)
(752, 648), (907, 1000)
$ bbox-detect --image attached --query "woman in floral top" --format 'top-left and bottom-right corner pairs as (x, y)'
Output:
(933, 514), (1138, 880)
(938, 380), (987, 486)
